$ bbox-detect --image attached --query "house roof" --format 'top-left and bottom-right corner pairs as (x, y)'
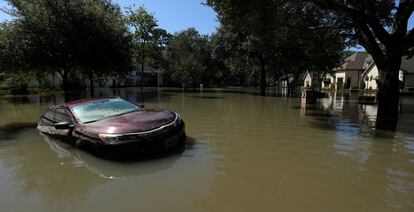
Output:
(334, 52), (372, 71)
(362, 56), (414, 76)
(400, 56), (414, 73)
(361, 62), (376, 77)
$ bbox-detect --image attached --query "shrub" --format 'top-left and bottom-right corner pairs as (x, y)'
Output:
(358, 79), (366, 89)
(2, 72), (33, 94)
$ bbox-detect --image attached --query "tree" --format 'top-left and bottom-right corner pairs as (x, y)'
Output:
(4, 0), (131, 100)
(283, 1), (343, 91)
(210, 26), (259, 87)
(313, 0), (414, 131)
(126, 6), (170, 91)
(207, 0), (344, 95)
(165, 28), (210, 89)
(207, 0), (282, 96)
(0, 22), (27, 73)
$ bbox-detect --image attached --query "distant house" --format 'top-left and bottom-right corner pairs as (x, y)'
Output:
(22, 65), (164, 89)
(303, 71), (322, 89)
(103, 65), (164, 88)
(322, 52), (372, 90)
(28, 72), (62, 88)
(279, 74), (294, 87)
(361, 57), (414, 90)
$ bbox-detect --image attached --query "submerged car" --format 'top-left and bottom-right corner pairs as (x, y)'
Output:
(37, 97), (186, 157)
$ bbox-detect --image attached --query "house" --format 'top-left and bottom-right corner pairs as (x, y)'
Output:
(303, 71), (322, 89)
(322, 52), (373, 90)
(28, 72), (63, 88)
(279, 74), (294, 87)
(401, 57), (414, 89)
(20, 65), (164, 89)
(361, 56), (414, 90)
(303, 51), (414, 91)
(104, 65), (164, 88)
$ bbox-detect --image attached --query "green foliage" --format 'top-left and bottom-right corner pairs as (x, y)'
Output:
(165, 28), (210, 89)
(313, 0), (414, 129)
(358, 79), (366, 90)
(2, 72), (33, 94)
(126, 6), (170, 69)
(3, 0), (131, 97)
(0, 22), (28, 72)
(207, 0), (344, 93)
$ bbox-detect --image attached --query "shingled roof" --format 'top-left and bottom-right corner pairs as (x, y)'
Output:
(334, 52), (372, 71)
(401, 56), (414, 73)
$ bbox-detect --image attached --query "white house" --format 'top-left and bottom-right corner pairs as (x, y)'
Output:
(303, 71), (322, 89)
(327, 52), (372, 90)
(103, 65), (164, 88)
(279, 74), (294, 87)
(361, 56), (414, 90)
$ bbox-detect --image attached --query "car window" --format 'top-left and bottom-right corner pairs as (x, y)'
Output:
(55, 108), (73, 124)
(41, 109), (55, 126)
(72, 98), (140, 123)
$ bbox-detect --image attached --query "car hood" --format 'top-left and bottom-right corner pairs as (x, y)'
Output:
(81, 109), (176, 135)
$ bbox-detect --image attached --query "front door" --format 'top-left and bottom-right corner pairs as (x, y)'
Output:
(337, 77), (344, 90)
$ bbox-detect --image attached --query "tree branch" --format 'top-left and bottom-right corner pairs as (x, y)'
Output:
(314, 0), (391, 46)
(354, 21), (385, 63)
(394, 0), (414, 37)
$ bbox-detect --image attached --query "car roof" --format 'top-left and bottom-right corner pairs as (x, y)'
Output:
(63, 97), (120, 107)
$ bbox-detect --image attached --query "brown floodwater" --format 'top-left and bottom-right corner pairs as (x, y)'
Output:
(0, 88), (413, 211)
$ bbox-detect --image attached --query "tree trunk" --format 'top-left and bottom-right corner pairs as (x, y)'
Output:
(286, 79), (292, 97)
(141, 62), (144, 91)
(376, 58), (401, 131)
(88, 72), (94, 98)
(61, 70), (69, 102)
(259, 59), (266, 96)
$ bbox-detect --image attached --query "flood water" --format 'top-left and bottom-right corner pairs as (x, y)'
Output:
(0, 88), (413, 211)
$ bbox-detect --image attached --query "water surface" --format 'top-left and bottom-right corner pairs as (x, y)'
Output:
(0, 88), (413, 211)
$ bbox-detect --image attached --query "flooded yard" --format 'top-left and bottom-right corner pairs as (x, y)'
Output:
(0, 88), (413, 211)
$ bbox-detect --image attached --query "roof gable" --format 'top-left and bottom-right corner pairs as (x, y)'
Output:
(401, 56), (414, 73)
(334, 52), (372, 71)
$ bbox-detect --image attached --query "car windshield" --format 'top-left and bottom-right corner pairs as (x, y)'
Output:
(72, 98), (140, 123)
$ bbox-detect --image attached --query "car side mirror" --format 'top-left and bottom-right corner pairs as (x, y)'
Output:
(54, 122), (73, 130)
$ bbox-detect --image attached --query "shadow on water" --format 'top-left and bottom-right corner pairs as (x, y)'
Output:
(0, 122), (37, 140)
(191, 96), (226, 99)
(3, 96), (31, 104)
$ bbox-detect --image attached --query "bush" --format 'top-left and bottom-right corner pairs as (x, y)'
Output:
(2, 72), (33, 94)
(358, 79), (366, 89)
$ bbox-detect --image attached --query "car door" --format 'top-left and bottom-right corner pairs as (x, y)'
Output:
(53, 107), (75, 142)
(37, 109), (56, 135)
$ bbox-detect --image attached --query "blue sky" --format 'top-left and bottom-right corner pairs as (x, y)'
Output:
(1, 0), (414, 40)
(0, 0), (220, 35)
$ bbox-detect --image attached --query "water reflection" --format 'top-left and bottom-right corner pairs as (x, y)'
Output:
(0, 88), (413, 211)
(40, 134), (185, 179)
(299, 92), (414, 210)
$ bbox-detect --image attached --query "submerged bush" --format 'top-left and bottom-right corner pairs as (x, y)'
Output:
(2, 72), (33, 94)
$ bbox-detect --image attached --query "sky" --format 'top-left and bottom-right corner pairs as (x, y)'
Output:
(0, 0), (220, 35)
(1, 0), (414, 45)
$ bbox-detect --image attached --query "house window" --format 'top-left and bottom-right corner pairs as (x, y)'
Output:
(346, 77), (351, 89)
